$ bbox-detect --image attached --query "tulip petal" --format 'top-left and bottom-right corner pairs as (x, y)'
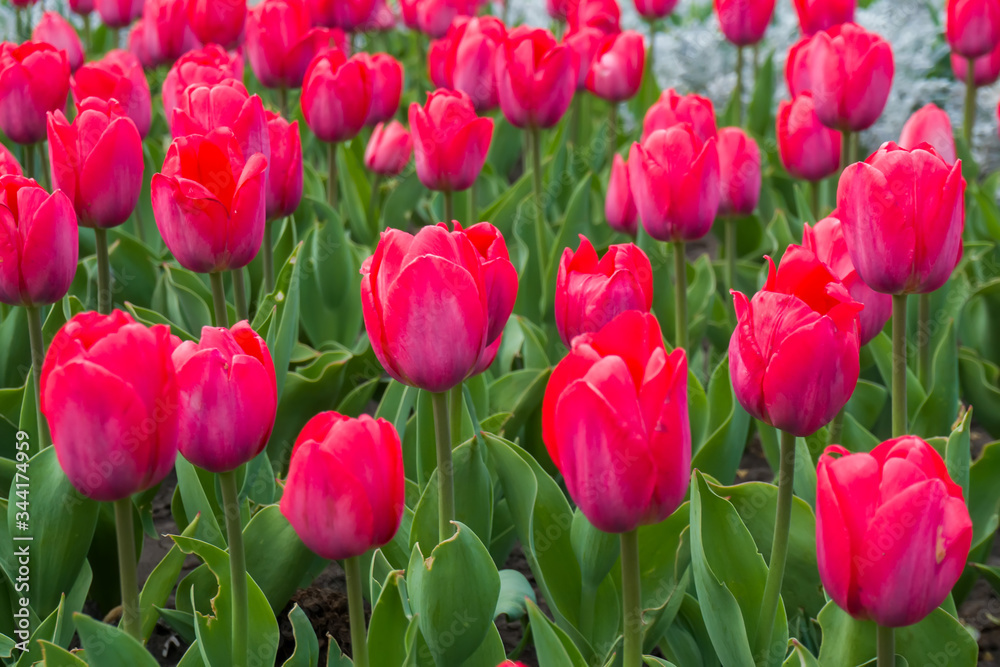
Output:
(79, 117), (144, 228)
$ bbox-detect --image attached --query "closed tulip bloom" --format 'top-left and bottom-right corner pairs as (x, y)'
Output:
(496, 27), (575, 129)
(152, 129), (268, 273)
(281, 412), (405, 560)
(173, 322), (277, 473)
(0, 145), (23, 176)
(442, 16), (506, 111)
(358, 53), (402, 125)
(48, 99), (144, 229)
(547, 0), (569, 19)
(0, 42), (70, 145)
(140, 0), (200, 66)
(127, 20), (156, 69)
(361, 222), (517, 392)
(899, 104), (956, 165)
(0, 175), (78, 307)
(185, 0), (246, 48)
(542, 311), (690, 533)
(951, 44), (1000, 87)
(568, 0), (622, 34)
(807, 23), (894, 132)
(32, 12), (85, 72)
(628, 125), (721, 243)
(409, 89), (493, 192)
(246, 0), (348, 89)
(412, 0), (479, 37)
(785, 34), (814, 97)
(70, 0), (95, 15)
(714, 0), (776, 46)
(564, 26), (605, 90)
(162, 45), (244, 121)
(586, 30), (645, 102)
(555, 236), (653, 347)
(642, 88), (717, 143)
(816, 437), (973, 627)
(41, 311), (181, 502)
(301, 50), (373, 143)
(947, 0), (1000, 59)
(776, 94), (841, 182)
(171, 79), (270, 168)
(606, 153), (637, 235)
(716, 127), (761, 217)
(793, 0), (855, 36)
(365, 120), (413, 176)
(73, 49), (151, 138)
(264, 111), (303, 221)
(428, 38), (452, 89)
(309, 0), (376, 30)
(634, 0), (680, 20)
(96, 0), (144, 28)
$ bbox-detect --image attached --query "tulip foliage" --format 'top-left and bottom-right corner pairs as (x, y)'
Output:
(3, 1), (1000, 667)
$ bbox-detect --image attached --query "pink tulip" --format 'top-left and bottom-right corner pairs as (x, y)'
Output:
(642, 88), (717, 143)
(127, 20), (155, 69)
(776, 94), (842, 182)
(606, 153), (637, 236)
(264, 111), (303, 221)
(634, 0), (679, 20)
(140, 0), (201, 66)
(185, 0), (247, 48)
(162, 45), (244, 121)
(564, 26), (605, 90)
(439, 16), (506, 111)
(70, 0), (96, 15)
(568, 0), (622, 34)
(170, 78), (271, 169)
(785, 34), (814, 97)
(246, 0), (348, 89)
(586, 30), (645, 102)
(716, 127), (761, 217)
(0, 145), (22, 176)
(301, 50), (373, 144)
(32, 12), (85, 72)
(428, 38), (452, 89)
(496, 27), (576, 129)
(357, 52), (402, 126)
(899, 104), (957, 166)
(547, 0), (569, 19)
(947, 0), (1000, 59)
(73, 49), (151, 138)
(96, 0), (144, 28)
(714, 0), (776, 46)
(408, 0), (480, 38)
(365, 121), (413, 177)
(309, 0), (377, 30)
(0, 42), (70, 145)
(793, 0), (855, 36)
(951, 44), (1000, 86)
(409, 89), (493, 193)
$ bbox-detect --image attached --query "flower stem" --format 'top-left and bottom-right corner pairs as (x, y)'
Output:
(673, 241), (688, 352)
(918, 293), (931, 387)
(449, 383), (463, 446)
(735, 46), (744, 125)
(220, 469), (248, 667)
(344, 556), (369, 667)
(571, 94), (583, 150)
(25, 305), (50, 449)
(24, 142), (35, 183)
(369, 174), (383, 240)
(132, 209), (146, 244)
(877, 624), (895, 667)
(263, 221), (275, 293)
(431, 391), (455, 542)
(964, 63), (977, 148)
(279, 86), (289, 119)
(469, 181), (477, 227)
(83, 14), (92, 51)
(210, 272), (229, 328)
(841, 130), (853, 173)
(754, 429), (795, 661)
(810, 180), (821, 219)
(443, 189), (454, 224)
(725, 216), (737, 293)
(94, 228), (112, 315)
(647, 20), (656, 78)
(231, 269), (249, 322)
(608, 103), (618, 169)
(531, 126), (548, 313)
(328, 142), (338, 211)
(114, 498), (141, 641)
(892, 294), (908, 437)
(620, 528), (642, 667)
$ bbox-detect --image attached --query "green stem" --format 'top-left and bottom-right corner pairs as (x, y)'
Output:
(210, 272), (229, 328)
(571, 94), (583, 150)
(892, 294), (908, 437)
(263, 221), (275, 294)
(725, 217), (737, 293)
(754, 429), (796, 663)
(964, 63), (977, 148)
(431, 391), (455, 541)
(113, 498), (141, 641)
(918, 293), (931, 387)
(369, 174), (383, 240)
(231, 268), (249, 322)
(443, 189), (454, 223)
(220, 470), (248, 667)
(579, 583), (597, 643)
(620, 529), (642, 667)
(94, 228), (112, 315)
(877, 624), (895, 667)
(132, 208), (146, 244)
(468, 181), (476, 227)
(735, 47), (744, 125)
(25, 305), (50, 449)
(449, 384), (463, 446)
(753, 43), (760, 77)
(328, 142), (338, 211)
(647, 20), (656, 79)
(279, 86), (289, 119)
(344, 556), (369, 667)
(841, 130), (853, 174)
(827, 408), (845, 446)
(24, 142), (34, 183)
(673, 241), (688, 352)
(810, 181), (821, 220)
(531, 126), (548, 311)
(608, 103), (618, 169)
(83, 14), (92, 52)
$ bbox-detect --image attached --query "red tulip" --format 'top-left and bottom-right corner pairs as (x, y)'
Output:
(366, 0), (397, 30)
(729, 244), (862, 437)
(547, 0), (569, 19)
(47, 99), (144, 229)
(152, 129), (268, 273)
(627, 124), (720, 243)
(606, 153), (637, 236)
(806, 23), (894, 132)
(70, 0), (95, 15)
(173, 322), (276, 473)
(246, 0), (348, 89)
(409, 0), (479, 38)
(409, 89), (493, 193)
(633, 0), (680, 20)
(185, 0), (247, 48)
(785, 34), (814, 97)
(568, 0), (622, 34)
(41, 311), (181, 502)
(947, 0), (1000, 59)
(264, 111), (303, 221)
(586, 30), (645, 102)
(361, 222), (517, 392)
(357, 52), (402, 126)
(951, 43), (1000, 87)
(713, 0), (776, 46)
(301, 50), (373, 144)
(0, 42), (70, 145)
(496, 27), (575, 129)
(428, 38), (452, 89)
(0, 145), (22, 176)
(817, 437), (972, 627)
(716, 127), (760, 217)
(837, 142), (965, 295)
(542, 310), (690, 533)
(899, 104), (956, 166)
(170, 79), (270, 169)
(0, 175), (78, 307)
(309, 0), (377, 30)
(776, 94), (842, 182)
(32, 12), (85, 72)
(162, 45), (244, 122)
(281, 412), (405, 560)
(642, 88), (717, 143)
(365, 121), (413, 176)
(439, 16), (506, 111)
(96, 0), (144, 28)
(9, 0), (38, 5)
(73, 49), (151, 138)
(555, 236), (653, 347)
(792, 0), (855, 36)
(564, 26), (605, 90)
(127, 20), (155, 69)
(140, 0), (200, 66)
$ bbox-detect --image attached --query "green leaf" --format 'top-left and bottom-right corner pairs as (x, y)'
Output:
(173, 455), (225, 547)
(912, 319), (959, 437)
(643, 658), (679, 667)
(326, 634), (353, 666)
(869, 331), (928, 426)
(282, 605), (320, 667)
(73, 613), (159, 666)
(38, 641), (88, 666)
(691, 356), (751, 485)
(137, 515), (204, 641)
(959, 348), (1000, 438)
(488, 368), (551, 441)
(526, 599), (589, 667)
(244, 505), (327, 613)
(968, 440), (1000, 551)
(367, 570), (410, 667)
(495, 569), (536, 621)
(570, 509), (619, 590)
(946, 407), (973, 501)
(381, 171), (425, 231)
(782, 639), (819, 667)
(747, 52), (774, 138)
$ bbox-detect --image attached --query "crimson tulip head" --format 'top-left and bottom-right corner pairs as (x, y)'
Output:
(162, 45), (244, 122)
(301, 50), (373, 144)
(947, 0), (1000, 59)
(365, 121), (413, 177)
(281, 412), (405, 560)
(140, 0), (201, 67)
(0, 175), (78, 307)
(73, 49), (151, 138)
(47, 99), (145, 229)
(713, 0), (776, 46)
(152, 129), (268, 273)
(496, 27), (576, 129)
(642, 88), (717, 143)
(542, 311), (690, 533)
(170, 79), (271, 167)
(309, 0), (377, 30)
(441, 16), (507, 111)
(837, 142), (965, 295)
(730, 245), (862, 437)
(127, 20), (156, 69)
(776, 94), (842, 182)
(70, 0), (95, 15)
(606, 153), (637, 236)
(568, 0), (622, 34)
(899, 104), (957, 166)
(0, 144), (23, 176)
(716, 127), (761, 218)
(547, 0), (569, 19)
(32, 12), (85, 72)
(803, 214), (891, 345)
(785, 34), (814, 98)
(264, 110), (303, 221)
(361, 222), (517, 393)
(357, 52), (403, 126)
(564, 26), (605, 90)
(792, 0), (855, 36)
(627, 124), (721, 243)
(817, 437), (973, 627)
(173, 321), (277, 473)
(633, 0), (679, 20)
(555, 236), (653, 348)
(246, 0), (348, 89)
(41, 311), (181, 502)
(428, 38), (452, 89)
(0, 41), (70, 145)
(185, 0), (247, 47)
(951, 43), (1000, 87)
(408, 89), (493, 193)
(586, 30), (645, 102)
(96, 0), (144, 28)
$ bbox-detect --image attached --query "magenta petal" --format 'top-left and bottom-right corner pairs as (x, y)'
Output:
(79, 116), (144, 228)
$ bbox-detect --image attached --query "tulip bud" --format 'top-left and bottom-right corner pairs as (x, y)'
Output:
(141, 0), (201, 67)
(785, 34), (814, 97)
(606, 153), (637, 236)
(496, 27), (576, 129)
(542, 311), (690, 533)
(96, 0), (144, 28)
(162, 45), (244, 122)
(281, 412), (405, 560)
(628, 125), (721, 243)
(409, 89), (493, 193)
(0, 42), (70, 145)
(716, 127), (761, 217)
(896, 104), (956, 167)
(246, 0), (348, 89)
(837, 142), (965, 295)
(586, 30), (645, 102)
(440, 16), (507, 111)
(947, 0), (1000, 59)
(0, 144), (23, 176)
(128, 20), (156, 69)
(185, 0), (247, 48)
(792, 0), (855, 36)
(730, 245), (862, 437)
(568, 0), (622, 34)
(73, 49), (152, 138)
(951, 43), (1000, 87)
(170, 79), (271, 169)
(301, 50), (373, 144)
(428, 38), (452, 89)
(776, 94), (842, 182)
(642, 88), (717, 143)
(309, 0), (377, 30)
(41, 311), (181, 502)
(265, 111), (303, 221)
(564, 26), (605, 91)
(70, 0), (95, 15)
(0, 175), (78, 307)
(633, 0), (679, 20)
(357, 53), (403, 126)
(32, 12), (85, 72)
(547, 0), (569, 19)
(365, 121), (413, 176)
(817, 437), (972, 627)
(714, 0), (776, 46)
(173, 322), (277, 473)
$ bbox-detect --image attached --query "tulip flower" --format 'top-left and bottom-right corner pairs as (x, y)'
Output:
(716, 127), (760, 218)
(162, 45), (244, 121)
(365, 121), (413, 177)
(70, 0), (95, 14)
(547, 0), (569, 19)
(947, 0), (1000, 59)
(899, 104), (957, 165)
(713, 0), (776, 46)
(793, 0), (855, 36)
(409, 89), (493, 196)
(0, 144), (23, 176)
(246, 0), (348, 89)
(0, 42), (70, 145)
(73, 49), (151, 138)
(404, 0), (479, 37)
(564, 26), (605, 90)
(357, 52), (402, 126)
(96, 0), (144, 28)
(642, 88), (717, 143)
(170, 79), (271, 170)
(496, 27), (575, 130)
(309, 0), (377, 30)
(264, 111), (303, 222)
(606, 153), (637, 236)
(785, 34), (814, 97)
(586, 30), (645, 102)
(439, 16), (506, 111)
(816, 437), (972, 629)
(301, 50), (373, 144)
(185, 0), (246, 47)
(952, 44), (1000, 88)
(139, 0), (200, 66)
(127, 20), (155, 69)
(634, 0), (679, 20)
(152, 129), (268, 274)
(776, 94), (842, 182)
(47, 99), (144, 229)
(428, 38), (452, 89)
(32, 12), (85, 72)
(567, 0), (622, 34)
